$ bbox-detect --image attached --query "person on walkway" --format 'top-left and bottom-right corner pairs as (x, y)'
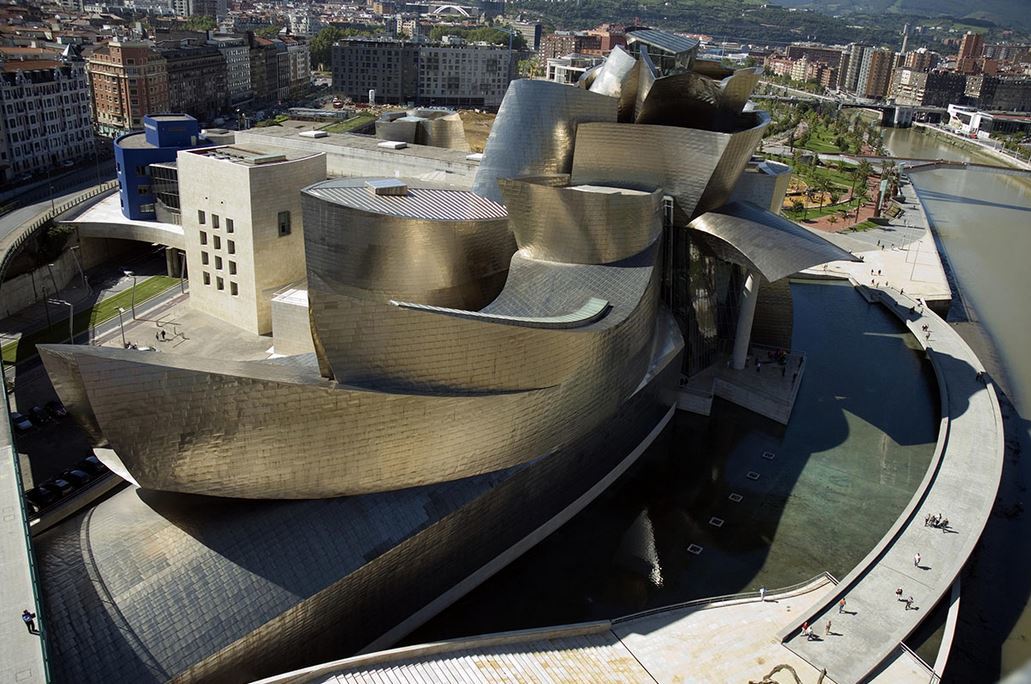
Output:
(941, 518), (949, 532)
(826, 620), (832, 635)
(21, 610), (37, 634)
(161, 329), (167, 341)
(914, 552), (921, 567)
(906, 596), (915, 610)
(838, 598), (846, 613)
(924, 513), (931, 526)
(759, 586), (766, 602)
(801, 621), (809, 639)
(896, 587), (904, 601)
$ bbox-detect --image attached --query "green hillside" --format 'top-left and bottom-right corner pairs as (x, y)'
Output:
(771, 0), (1030, 31)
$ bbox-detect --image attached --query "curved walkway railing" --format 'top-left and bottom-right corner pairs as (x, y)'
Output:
(0, 180), (116, 684)
(781, 284), (1005, 683)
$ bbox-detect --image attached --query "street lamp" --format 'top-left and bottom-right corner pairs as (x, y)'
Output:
(124, 270), (137, 319)
(116, 307), (127, 348)
(49, 299), (74, 344)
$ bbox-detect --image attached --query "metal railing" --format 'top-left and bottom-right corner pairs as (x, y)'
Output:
(0, 179), (118, 683)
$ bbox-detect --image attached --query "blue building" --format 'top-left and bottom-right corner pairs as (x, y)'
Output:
(114, 114), (210, 220)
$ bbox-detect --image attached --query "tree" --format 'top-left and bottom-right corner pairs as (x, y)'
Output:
(829, 189), (841, 206)
(256, 26), (284, 38)
(827, 214), (839, 226)
(791, 199), (805, 217)
(182, 15), (216, 31)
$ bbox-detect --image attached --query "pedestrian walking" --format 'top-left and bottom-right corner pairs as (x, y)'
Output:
(906, 595), (915, 610)
(801, 621), (809, 639)
(759, 586), (766, 602)
(896, 587), (903, 601)
(838, 598), (846, 614)
(21, 610), (36, 634)
(161, 329), (167, 341)
(155, 331), (160, 342)
(924, 513), (930, 526)
(826, 620), (832, 635)
(756, 361), (761, 373)
(914, 552), (921, 567)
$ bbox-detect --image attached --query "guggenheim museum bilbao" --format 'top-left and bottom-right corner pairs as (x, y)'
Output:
(35, 29), (853, 682)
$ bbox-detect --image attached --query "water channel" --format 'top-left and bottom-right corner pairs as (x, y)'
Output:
(882, 126), (1031, 681)
(410, 280), (940, 649)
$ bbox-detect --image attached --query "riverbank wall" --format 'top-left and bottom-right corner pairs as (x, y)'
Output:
(912, 123), (1031, 171)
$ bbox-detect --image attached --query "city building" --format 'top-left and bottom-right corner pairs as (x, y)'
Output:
(992, 77), (1031, 112)
(785, 43), (844, 72)
(186, 0), (226, 19)
(113, 113), (210, 220)
(159, 43), (227, 122)
(208, 32), (251, 105)
(510, 20), (541, 52)
(35, 33), (855, 684)
(545, 53), (603, 84)
(538, 31), (602, 61)
(0, 50), (94, 181)
(892, 68), (967, 107)
(957, 31), (985, 75)
(856, 47), (893, 99)
(178, 146), (326, 334)
(842, 43), (868, 93)
(332, 38), (514, 108)
(946, 103), (1031, 138)
(903, 48), (940, 72)
(964, 74), (998, 108)
(86, 39), (169, 136)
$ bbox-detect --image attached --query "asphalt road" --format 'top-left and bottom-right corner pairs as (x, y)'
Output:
(0, 160), (116, 243)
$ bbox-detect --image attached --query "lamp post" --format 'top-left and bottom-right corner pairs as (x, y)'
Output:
(116, 307), (127, 348)
(124, 270), (137, 319)
(49, 299), (74, 344)
(70, 243), (88, 293)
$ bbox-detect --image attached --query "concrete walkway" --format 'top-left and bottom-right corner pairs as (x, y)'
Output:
(257, 575), (933, 684)
(784, 286), (1005, 682)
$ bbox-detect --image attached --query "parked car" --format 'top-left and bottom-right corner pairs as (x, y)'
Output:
(61, 468), (92, 486)
(9, 411), (33, 433)
(29, 405), (50, 424)
(77, 454), (107, 475)
(14, 172), (32, 183)
(24, 485), (57, 510)
(45, 400), (67, 419)
(59, 159), (75, 168)
(44, 477), (74, 496)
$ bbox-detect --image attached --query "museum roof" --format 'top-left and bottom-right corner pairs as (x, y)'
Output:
(304, 178), (508, 221)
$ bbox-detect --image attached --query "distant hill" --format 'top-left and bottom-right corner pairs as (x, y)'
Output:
(770, 0), (1030, 31)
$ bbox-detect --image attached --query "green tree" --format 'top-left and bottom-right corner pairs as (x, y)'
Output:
(182, 15), (216, 31)
(256, 26), (284, 38)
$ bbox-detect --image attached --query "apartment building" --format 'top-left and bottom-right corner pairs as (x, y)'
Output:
(856, 47), (894, 99)
(160, 43), (227, 122)
(86, 40), (169, 136)
(0, 52), (94, 181)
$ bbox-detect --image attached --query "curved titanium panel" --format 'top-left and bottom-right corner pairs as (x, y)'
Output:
(391, 296), (610, 329)
(635, 67), (762, 131)
(570, 112), (770, 223)
(415, 112), (470, 151)
(471, 80), (618, 203)
(586, 45), (640, 122)
(498, 175), (663, 264)
(687, 200), (859, 282)
(375, 118), (419, 144)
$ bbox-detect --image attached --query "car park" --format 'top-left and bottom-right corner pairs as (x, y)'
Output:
(24, 485), (57, 511)
(45, 400), (67, 418)
(10, 411), (33, 433)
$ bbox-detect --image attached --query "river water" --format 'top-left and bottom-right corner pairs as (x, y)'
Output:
(883, 127), (1031, 680)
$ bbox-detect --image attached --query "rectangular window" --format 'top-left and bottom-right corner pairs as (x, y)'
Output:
(215, 256), (223, 270)
(226, 217), (234, 233)
(230, 281), (238, 296)
(277, 211), (291, 236)
(212, 214), (220, 229)
(198, 210), (206, 224)
(139, 203), (155, 213)
(202, 271), (211, 285)
(201, 251), (209, 265)
(199, 231), (208, 245)
(137, 185), (150, 195)
(228, 260), (237, 275)
(216, 276), (224, 291)
(213, 236), (221, 250)
(227, 240), (235, 255)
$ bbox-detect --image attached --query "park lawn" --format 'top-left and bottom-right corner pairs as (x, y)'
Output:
(1, 275), (180, 364)
(785, 196), (861, 221)
(320, 113), (377, 134)
(850, 220), (879, 232)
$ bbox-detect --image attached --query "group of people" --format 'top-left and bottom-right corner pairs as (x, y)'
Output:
(924, 513), (949, 531)
(895, 587), (916, 610)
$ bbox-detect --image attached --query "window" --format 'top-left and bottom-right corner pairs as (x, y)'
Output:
(137, 185), (151, 195)
(135, 165), (148, 176)
(227, 240), (235, 255)
(277, 211), (291, 236)
(202, 271), (211, 285)
(213, 236), (221, 250)
(198, 210), (206, 224)
(230, 281), (238, 296)
(225, 217), (234, 233)
(212, 214), (220, 229)
(200, 231), (208, 245)
(139, 203), (155, 213)
(201, 251), (209, 265)
(228, 260), (237, 275)
(215, 256), (223, 270)
(216, 276), (224, 291)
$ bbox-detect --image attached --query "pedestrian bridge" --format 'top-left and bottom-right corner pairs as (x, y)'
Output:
(58, 191), (184, 250)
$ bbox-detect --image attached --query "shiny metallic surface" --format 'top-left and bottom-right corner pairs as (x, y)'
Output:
(471, 79), (618, 203)
(376, 110), (470, 150)
(687, 200), (859, 283)
(570, 112), (770, 223)
(375, 118), (419, 144)
(499, 175), (663, 264)
(586, 45), (640, 122)
(635, 67), (762, 131)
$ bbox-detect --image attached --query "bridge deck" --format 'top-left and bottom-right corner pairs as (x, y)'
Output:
(784, 286), (1005, 682)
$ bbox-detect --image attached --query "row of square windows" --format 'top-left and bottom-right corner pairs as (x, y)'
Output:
(200, 252), (236, 274)
(198, 210), (293, 237)
(199, 232), (234, 253)
(197, 211), (234, 232)
(201, 272), (238, 295)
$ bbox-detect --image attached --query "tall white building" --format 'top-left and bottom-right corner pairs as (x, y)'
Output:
(0, 53), (93, 182)
(208, 33), (251, 104)
(177, 145), (326, 334)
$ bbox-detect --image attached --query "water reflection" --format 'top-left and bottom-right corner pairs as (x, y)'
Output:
(407, 281), (937, 644)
